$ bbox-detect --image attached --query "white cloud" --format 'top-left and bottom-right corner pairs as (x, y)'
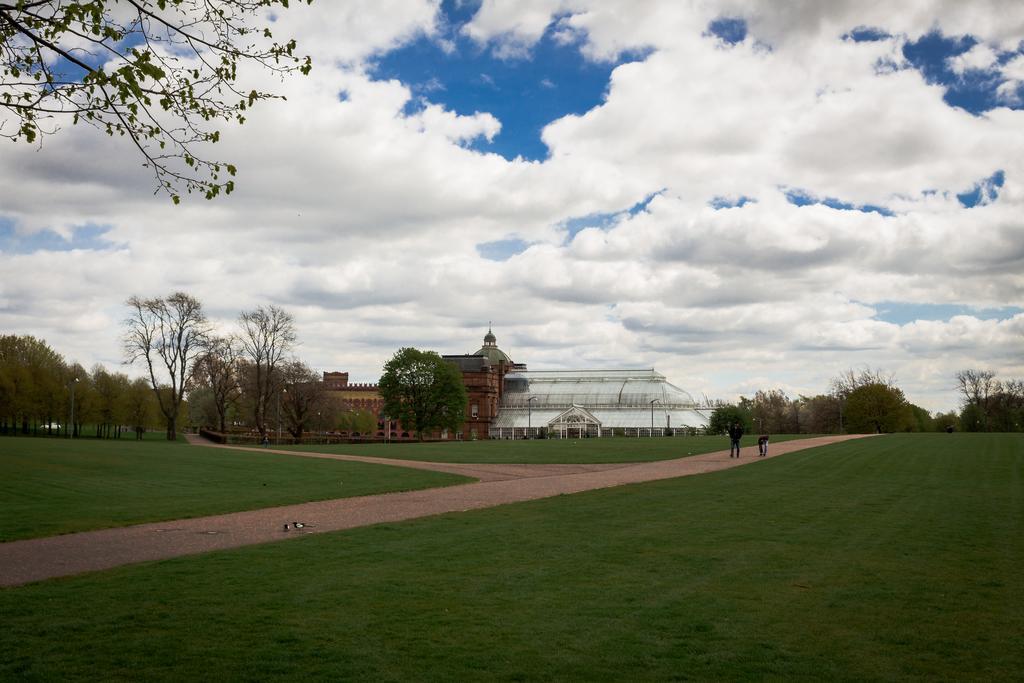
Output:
(2, 1), (1023, 416)
(948, 43), (999, 74)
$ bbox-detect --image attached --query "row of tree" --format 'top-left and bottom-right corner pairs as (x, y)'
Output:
(2, 293), (322, 441)
(706, 368), (1006, 435)
(127, 293), (412, 441)
(955, 370), (1024, 432)
(0, 334), (161, 438)
(123, 293), (336, 440)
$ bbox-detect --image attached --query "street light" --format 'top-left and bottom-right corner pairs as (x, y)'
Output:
(68, 377), (79, 439)
(527, 395), (537, 439)
(317, 411), (322, 444)
(277, 387), (287, 444)
(650, 398), (660, 437)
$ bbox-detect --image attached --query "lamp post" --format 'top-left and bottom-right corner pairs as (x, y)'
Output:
(68, 377), (79, 438)
(277, 387), (287, 444)
(317, 411), (322, 444)
(527, 395), (537, 439)
(650, 398), (660, 437)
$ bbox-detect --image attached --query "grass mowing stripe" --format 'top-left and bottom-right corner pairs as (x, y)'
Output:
(1, 434), (1021, 680)
(282, 433), (811, 464)
(0, 437), (470, 541)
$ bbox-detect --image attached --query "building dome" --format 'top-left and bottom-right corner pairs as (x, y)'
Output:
(473, 326), (512, 364)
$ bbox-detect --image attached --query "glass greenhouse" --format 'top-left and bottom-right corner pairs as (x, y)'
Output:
(489, 369), (711, 438)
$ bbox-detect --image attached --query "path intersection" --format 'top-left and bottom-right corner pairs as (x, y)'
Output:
(0, 434), (871, 587)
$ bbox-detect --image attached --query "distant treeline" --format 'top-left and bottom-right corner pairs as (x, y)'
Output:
(0, 334), (159, 438)
(707, 368), (1022, 435)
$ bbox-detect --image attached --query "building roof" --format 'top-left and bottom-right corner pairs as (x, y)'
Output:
(472, 326), (513, 364)
(493, 368), (709, 430)
(443, 355), (492, 372)
(491, 407), (711, 429)
(502, 369), (698, 408)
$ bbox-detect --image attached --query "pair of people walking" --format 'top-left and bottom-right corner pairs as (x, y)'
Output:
(727, 422), (769, 458)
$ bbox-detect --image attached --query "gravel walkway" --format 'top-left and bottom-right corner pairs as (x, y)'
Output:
(0, 434), (872, 587)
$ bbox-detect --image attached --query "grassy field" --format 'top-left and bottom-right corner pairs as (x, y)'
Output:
(2, 433), (1021, 680)
(0, 437), (470, 542)
(283, 433), (809, 463)
(1, 429), (186, 442)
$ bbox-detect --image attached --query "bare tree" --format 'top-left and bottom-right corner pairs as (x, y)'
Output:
(280, 359), (324, 440)
(238, 305), (295, 439)
(955, 369), (998, 406)
(195, 335), (241, 433)
(830, 367), (896, 398)
(123, 292), (209, 440)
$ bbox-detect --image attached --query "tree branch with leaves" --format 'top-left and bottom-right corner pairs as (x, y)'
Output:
(1, 0), (312, 201)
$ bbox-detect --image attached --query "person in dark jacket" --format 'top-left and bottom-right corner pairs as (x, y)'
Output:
(728, 422), (743, 458)
(757, 434), (769, 457)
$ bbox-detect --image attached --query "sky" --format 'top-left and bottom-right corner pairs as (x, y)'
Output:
(2, 0), (1023, 413)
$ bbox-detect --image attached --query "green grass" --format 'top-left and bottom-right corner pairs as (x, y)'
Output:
(0, 437), (470, 542)
(2, 429), (185, 442)
(283, 433), (809, 463)
(2, 433), (1021, 680)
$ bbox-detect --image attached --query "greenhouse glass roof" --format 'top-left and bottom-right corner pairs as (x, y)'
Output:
(494, 369), (710, 430)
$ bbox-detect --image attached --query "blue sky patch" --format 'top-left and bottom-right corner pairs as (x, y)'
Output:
(872, 301), (1024, 325)
(784, 189), (894, 217)
(372, 1), (650, 161)
(706, 17), (747, 45)
(476, 238), (529, 261)
(843, 27), (891, 43)
(957, 169), (1005, 207)
(561, 191), (663, 242)
(902, 30), (1024, 114)
(0, 221), (118, 254)
(710, 195), (755, 209)
(562, 211), (619, 241)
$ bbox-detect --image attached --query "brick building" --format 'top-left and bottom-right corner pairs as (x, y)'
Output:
(322, 372), (385, 414)
(323, 328), (523, 440)
(442, 327), (525, 439)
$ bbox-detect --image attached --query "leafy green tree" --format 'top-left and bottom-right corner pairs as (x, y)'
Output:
(1, 0), (312, 201)
(961, 404), (985, 432)
(336, 409), (377, 436)
(906, 404), (934, 433)
(66, 362), (95, 437)
(0, 334), (66, 434)
(796, 394), (843, 434)
(750, 389), (799, 434)
(933, 411), (960, 433)
(125, 376), (157, 438)
(91, 365), (134, 438)
(379, 348), (467, 440)
(707, 404), (751, 436)
(844, 383), (910, 434)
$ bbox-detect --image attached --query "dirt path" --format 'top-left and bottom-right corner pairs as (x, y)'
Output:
(1, 434), (873, 587)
